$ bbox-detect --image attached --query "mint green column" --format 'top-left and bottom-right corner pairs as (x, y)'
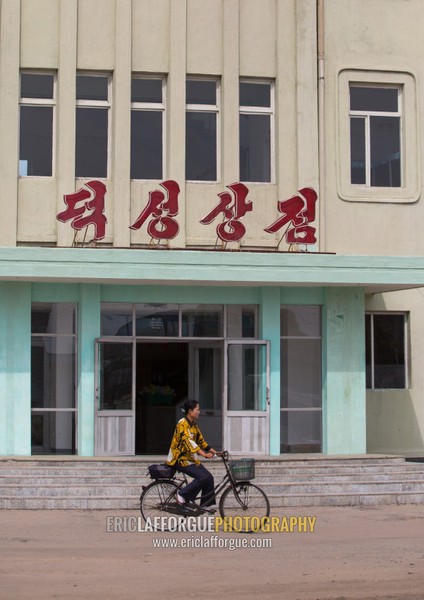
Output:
(0, 282), (31, 455)
(260, 287), (281, 455)
(78, 284), (101, 455)
(323, 287), (366, 454)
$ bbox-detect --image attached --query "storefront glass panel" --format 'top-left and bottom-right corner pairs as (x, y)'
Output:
(99, 342), (132, 410)
(31, 411), (76, 455)
(182, 304), (223, 337)
(31, 303), (77, 455)
(101, 303), (133, 336)
(135, 303), (179, 337)
(280, 306), (322, 453)
(227, 344), (266, 411)
(280, 411), (321, 453)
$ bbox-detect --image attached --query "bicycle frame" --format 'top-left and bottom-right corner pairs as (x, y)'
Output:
(163, 450), (248, 513)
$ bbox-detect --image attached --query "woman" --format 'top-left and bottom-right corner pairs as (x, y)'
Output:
(166, 399), (217, 507)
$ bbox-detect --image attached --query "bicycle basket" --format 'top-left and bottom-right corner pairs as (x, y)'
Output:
(229, 458), (255, 481)
(147, 464), (176, 480)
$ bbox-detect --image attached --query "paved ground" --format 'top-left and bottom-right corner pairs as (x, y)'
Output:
(1, 504), (424, 600)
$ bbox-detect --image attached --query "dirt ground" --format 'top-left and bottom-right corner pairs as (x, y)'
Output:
(1, 504), (424, 600)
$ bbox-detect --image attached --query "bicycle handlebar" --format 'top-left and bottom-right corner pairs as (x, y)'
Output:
(214, 449), (229, 461)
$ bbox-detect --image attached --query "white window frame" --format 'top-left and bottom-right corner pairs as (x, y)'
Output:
(130, 75), (166, 180)
(366, 312), (409, 390)
(239, 78), (275, 184)
(350, 85), (402, 187)
(338, 69), (419, 203)
(19, 70), (57, 178)
(75, 72), (112, 179)
(186, 77), (220, 183)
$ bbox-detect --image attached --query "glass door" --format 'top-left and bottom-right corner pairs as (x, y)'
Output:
(95, 340), (135, 455)
(189, 342), (223, 450)
(224, 340), (270, 454)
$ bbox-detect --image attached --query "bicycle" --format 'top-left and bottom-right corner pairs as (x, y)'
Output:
(139, 450), (270, 533)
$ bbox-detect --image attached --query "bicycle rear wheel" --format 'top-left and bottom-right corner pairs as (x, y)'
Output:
(140, 480), (178, 530)
(219, 482), (270, 532)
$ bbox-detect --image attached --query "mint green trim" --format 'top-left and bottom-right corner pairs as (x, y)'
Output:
(0, 282), (31, 455)
(78, 284), (101, 456)
(32, 283), (80, 302)
(2, 247), (424, 292)
(260, 288), (281, 455)
(101, 285), (260, 304)
(281, 288), (325, 304)
(323, 287), (366, 454)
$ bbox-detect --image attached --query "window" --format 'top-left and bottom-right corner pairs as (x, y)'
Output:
(75, 74), (110, 178)
(131, 77), (165, 180)
(100, 303), (258, 339)
(338, 70), (419, 202)
(239, 80), (273, 183)
(31, 303), (77, 454)
(186, 79), (218, 181)
(19, 72), (55, 176)
(280, 306), (322, 453)
(350, 86), (401, 187)
(366, 313), (407, 389)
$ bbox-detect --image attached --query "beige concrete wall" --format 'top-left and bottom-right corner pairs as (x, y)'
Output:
(366, 290), (424, 453)
(0, 0), (318, 249)
(323, 0), (424, 257)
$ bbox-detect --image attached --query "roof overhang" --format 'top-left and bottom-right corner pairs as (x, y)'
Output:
(1, 247), (424, 294)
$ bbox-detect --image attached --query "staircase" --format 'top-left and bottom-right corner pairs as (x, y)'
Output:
(0, 455), (423, 509)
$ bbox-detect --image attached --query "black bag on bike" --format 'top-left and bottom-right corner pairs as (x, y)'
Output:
(147, 463), (176, 479)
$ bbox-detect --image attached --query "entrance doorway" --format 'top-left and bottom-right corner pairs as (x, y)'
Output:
(135, 342), (188, 454)
(95, 337), (269, 456)
(135, 341), (223, 454)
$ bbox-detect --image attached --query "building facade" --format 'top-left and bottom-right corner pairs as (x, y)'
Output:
(1, 0), (424, 457)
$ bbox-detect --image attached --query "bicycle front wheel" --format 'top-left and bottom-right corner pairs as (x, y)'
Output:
(219, 482), (270, 531)
(140, 480), (178, 530)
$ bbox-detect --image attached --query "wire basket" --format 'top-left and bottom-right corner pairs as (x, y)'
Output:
(229, 458), (255, 481)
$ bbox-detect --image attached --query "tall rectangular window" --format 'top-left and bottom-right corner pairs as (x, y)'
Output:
(280, 306), (322, 453)
(239, 80), (273, 183)
(186, 79), (218, 181)
(19, 72), (55, 176)
(131, 77), (165, 180)
(366, 313), (407, 389)
(350, 85), (401, 187)
(75, 74), (110, 178)
(31, 303), (77, 454)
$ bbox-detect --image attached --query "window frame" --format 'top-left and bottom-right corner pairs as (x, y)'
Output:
(19, 70), (56, 178)
(338, 69), (419, 203)
(130, 75), (166, 181)
(185, 77), (220, 183)
(239, 78), (275, 184)
(350, 84), (402, 187)
(31, 302), (78, 454)
(280, 305), (322, 453)
(75, 72), (112, 179)
(366, 311), (409, 390)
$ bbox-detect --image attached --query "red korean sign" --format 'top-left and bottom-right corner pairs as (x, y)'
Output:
(57, 180), (317, 246)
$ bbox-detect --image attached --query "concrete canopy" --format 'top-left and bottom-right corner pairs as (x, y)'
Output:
(0, 247), (424, 294)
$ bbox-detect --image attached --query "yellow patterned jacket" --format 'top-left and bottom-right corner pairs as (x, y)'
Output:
(166, 417), (211, 467)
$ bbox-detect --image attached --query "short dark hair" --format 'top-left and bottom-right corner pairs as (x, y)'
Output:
(183, 399), (199, 414)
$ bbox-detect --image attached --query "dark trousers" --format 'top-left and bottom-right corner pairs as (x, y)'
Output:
(177, 463), (216, 506)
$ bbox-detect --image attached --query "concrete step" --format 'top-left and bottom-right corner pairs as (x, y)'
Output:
(0, 455), (423, 509)
(2, 468), (424, 486)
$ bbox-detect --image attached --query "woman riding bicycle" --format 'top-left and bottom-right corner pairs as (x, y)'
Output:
(166, 399), (217, 508)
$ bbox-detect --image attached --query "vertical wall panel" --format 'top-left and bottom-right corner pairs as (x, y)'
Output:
(77, 0), (115, 69)
(186, 0), (222, 75)
(0, 282), (31, 455)
(20, 0), (60, 68)
(239, 0), (277, 77)
(132, 0), (170, 73)
(0, 0), (20, 246)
